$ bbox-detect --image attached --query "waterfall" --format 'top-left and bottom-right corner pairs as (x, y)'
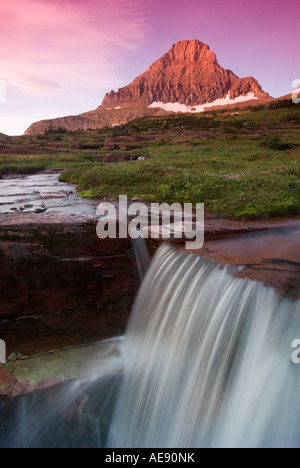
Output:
(132, 236), (151, 281)
(108, 243), (300, 448)
(1, 242), (299, 448)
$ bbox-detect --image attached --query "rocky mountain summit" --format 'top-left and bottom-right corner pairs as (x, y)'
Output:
(103, 40), (269, 107)
(26, 40), (272, 135)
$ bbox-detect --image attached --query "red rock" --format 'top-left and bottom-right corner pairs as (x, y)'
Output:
(118, 145), (138, 151)
(102, 40), (271, 108)
(102, 143), (120, 150)
(0, 369), (23, 397)
(0, 218), (139, 355)
(21, 377), (63, 395)
(25, 40), (272, 135)
(148, 215), (300, 300)
(104, 153), (130, 163)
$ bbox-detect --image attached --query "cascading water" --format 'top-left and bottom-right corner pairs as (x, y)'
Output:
(1, 242), (299, 448)
(108, 243), (300, 448)
(132, 235), (151, 281)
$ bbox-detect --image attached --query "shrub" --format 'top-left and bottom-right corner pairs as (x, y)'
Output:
(260, 135), (294, 151)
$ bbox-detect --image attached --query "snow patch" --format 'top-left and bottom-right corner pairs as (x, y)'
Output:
(114, 106), (123, 110)
(148, 92), (258, 114)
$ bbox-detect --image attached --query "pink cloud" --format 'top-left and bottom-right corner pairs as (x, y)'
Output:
(0, 0), (149, 96)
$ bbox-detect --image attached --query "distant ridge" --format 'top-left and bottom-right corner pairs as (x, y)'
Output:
(26, 40), (273, 135)
(275, 87), (300, 101)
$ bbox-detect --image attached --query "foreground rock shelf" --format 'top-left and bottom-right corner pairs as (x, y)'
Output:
(0, 339), (122, 398)
(192, 223), (300, 300)
(0, 215), (138, 356)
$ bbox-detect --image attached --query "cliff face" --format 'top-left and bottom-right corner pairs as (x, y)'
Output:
(25, 106), (159, 135)
(0, 217), (139, 355)
(24, 116), (92, 135)
(25, 40), (272, 135)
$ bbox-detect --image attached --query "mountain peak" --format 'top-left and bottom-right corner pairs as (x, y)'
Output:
(170, 39), (211, 54)
(25, 40), (272, 135)
(101, 39), (269, 108)
(147, 40), (217, 72)
(168, 39), (214, 60)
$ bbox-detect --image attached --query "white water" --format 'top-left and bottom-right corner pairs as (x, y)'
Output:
(108, 244), (300, 448)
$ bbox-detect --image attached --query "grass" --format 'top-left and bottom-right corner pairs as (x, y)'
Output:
(1, 100), (300, 219)
(61, 144), (300, 218)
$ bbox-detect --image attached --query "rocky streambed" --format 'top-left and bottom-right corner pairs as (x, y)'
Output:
(0, 171), (96, 217)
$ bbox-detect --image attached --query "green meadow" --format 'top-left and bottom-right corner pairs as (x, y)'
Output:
(1, 99), (299, 219)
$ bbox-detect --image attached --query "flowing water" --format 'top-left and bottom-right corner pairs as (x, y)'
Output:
(1, 243), (299, 448)
(109, 244), (300, 448)
(132, 235), (151, 281)
(0, 172), (97, 218)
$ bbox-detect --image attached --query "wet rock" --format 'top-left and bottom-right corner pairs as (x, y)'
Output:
(43, 170), (56, 175)
(0, 339), (122, 397)
(148, 216), (300, 300)
(0, 370), (23, 397)
(188, 224), (300, 300)
(34, 208), (47, 213)
(0, 372), (121, 447)
(0, 218), (139, 355)
(40, 194), (65, 200)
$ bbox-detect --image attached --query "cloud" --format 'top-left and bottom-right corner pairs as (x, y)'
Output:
(0, 0), (149, 96)
(0, 59), (62, 95)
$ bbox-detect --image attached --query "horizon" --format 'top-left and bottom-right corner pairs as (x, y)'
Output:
(0, 0), (299, 136)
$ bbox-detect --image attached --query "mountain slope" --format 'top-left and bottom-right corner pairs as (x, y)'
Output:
(276, 86), (300, 101)
(25, 40), (272, 135)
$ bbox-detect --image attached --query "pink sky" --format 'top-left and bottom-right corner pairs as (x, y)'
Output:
(0, 0), (299, 135)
